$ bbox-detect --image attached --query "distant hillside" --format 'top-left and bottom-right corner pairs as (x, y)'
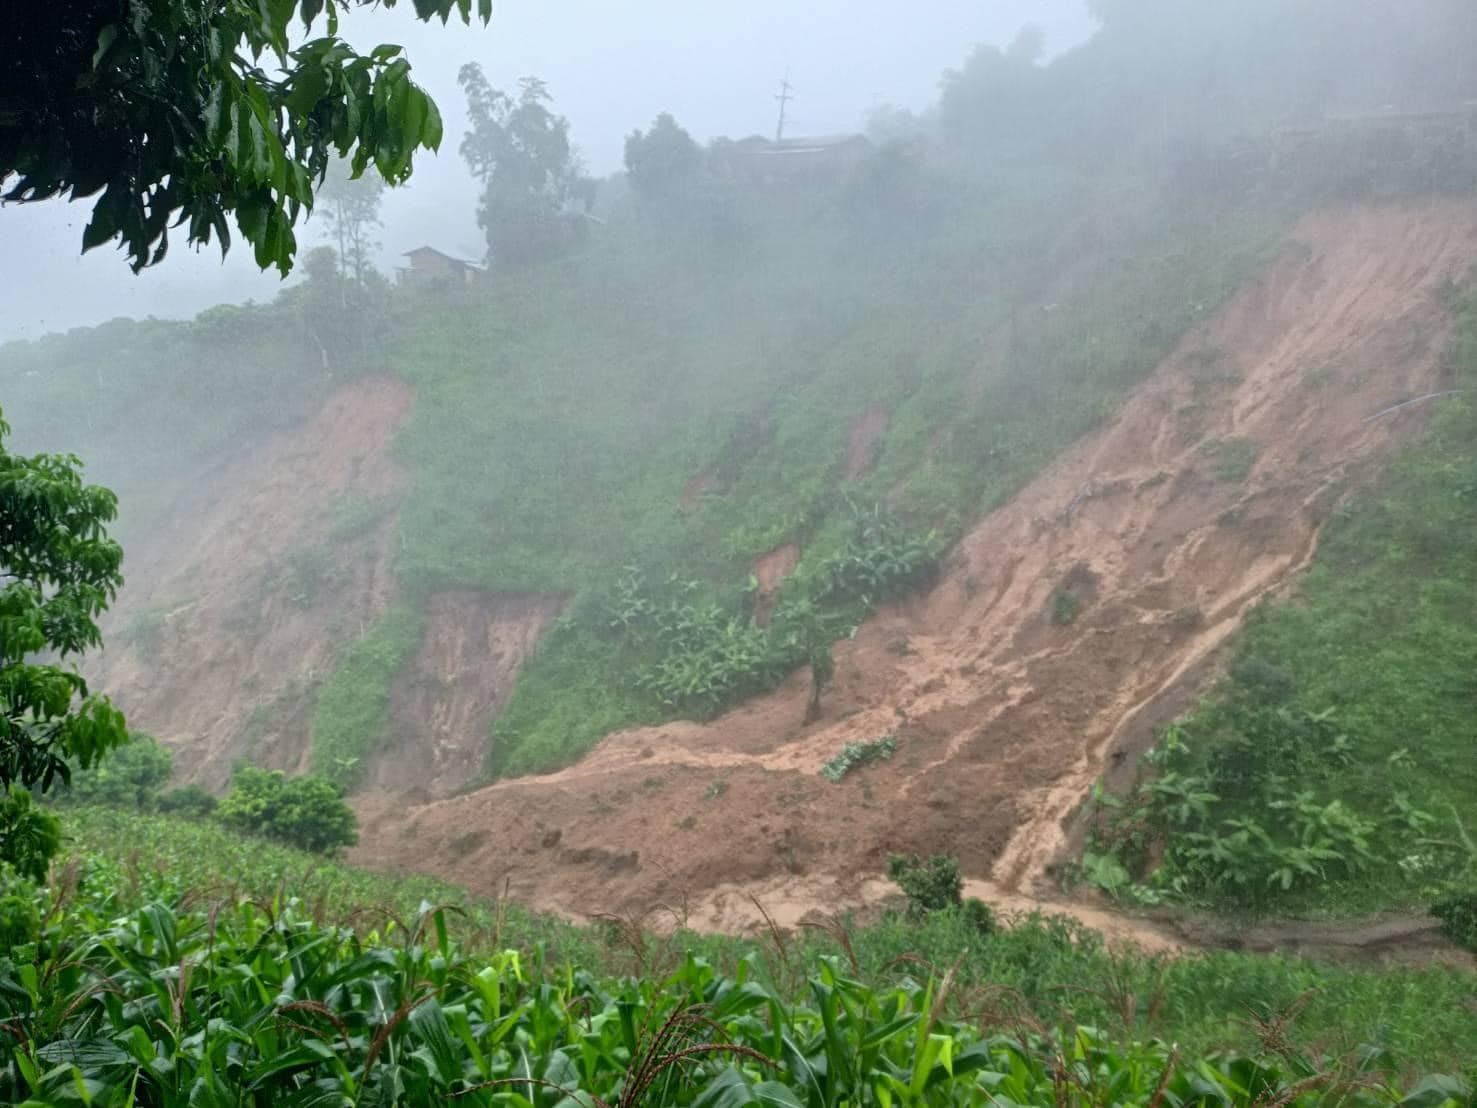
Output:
(3, 0), (1474, 809)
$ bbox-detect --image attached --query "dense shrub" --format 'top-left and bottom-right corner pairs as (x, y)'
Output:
(887, 853), (963, 914)
(0, 866), (40, 950)
(60, 732), (172, 809)
(1431, 892), (1477, 953)
(157, 784), (218, 819)
(217, 767), (358, 856)
(0, 787), (61, 883)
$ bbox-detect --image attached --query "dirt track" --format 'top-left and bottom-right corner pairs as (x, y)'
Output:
(351, 201), (1477, 949)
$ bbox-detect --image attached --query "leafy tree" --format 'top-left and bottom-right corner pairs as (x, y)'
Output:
(887, 853), (964, 914)
(217, 766), (358, 855)
(623, 113), (703, 203)
(458, 67), (595, 267)
(59, 732), (172, 810)
(2, 0), (486, 274)
(0, 415), (128, 796)
(0, 788), (62, 883)
(317, 161), (385, 287)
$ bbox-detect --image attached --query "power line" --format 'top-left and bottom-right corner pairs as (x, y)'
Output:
(775, 71), (795, 143)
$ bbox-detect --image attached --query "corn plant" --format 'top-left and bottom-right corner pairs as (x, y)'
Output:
(2, 892), (1462, 1107)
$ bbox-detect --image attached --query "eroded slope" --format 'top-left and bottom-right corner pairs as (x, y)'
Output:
(351, 202), (1477, 930)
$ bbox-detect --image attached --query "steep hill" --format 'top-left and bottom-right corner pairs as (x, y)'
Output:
(343, 200), (1476, 930)
(6, 1), (1477, 948)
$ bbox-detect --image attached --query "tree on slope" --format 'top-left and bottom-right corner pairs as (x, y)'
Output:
(624, 113), (703, 204)
(1, 0), (488, 274)
(318, 161), (386, 288)
(458, 67), (595, 268)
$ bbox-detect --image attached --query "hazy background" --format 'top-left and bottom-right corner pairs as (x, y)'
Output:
(0, 1), (1093, 340)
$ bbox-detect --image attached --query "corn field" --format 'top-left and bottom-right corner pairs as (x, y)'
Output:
(1, 894), (1467, 1107)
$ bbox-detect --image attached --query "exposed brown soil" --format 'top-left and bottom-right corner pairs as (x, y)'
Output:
(369, 592), (568, 799)
(845, 406), (889, 479)
(92, 377), (412, 788)
(751, 543), (800, 625)
(351, 202), (1477, 954)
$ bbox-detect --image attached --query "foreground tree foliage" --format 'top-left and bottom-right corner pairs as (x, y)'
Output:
(0, 0), (488, 273)
(0, 788), (60, 884)
(0, 413), (128, 803)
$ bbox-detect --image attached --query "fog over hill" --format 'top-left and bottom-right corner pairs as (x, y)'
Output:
(0, 0), (1092, 340)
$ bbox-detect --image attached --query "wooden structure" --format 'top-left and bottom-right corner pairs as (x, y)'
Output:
(398, 246), (481, 285)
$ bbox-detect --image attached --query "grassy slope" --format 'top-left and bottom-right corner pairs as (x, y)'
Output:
(1089, 283), (1477, 918)
(383, 177), (1281, 778)
(57, 805), (1477, 1071)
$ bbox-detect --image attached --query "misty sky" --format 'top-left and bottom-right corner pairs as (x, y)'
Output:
(0, 1), (1094, 342)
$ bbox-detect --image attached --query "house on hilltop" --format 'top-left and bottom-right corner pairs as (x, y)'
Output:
(398, 246), (482, 285)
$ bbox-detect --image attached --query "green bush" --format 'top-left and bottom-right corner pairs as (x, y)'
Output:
(217, 767), (358, 856)
(887, 853), (963, 914)
(820, 735), (897, 782)
(60, 731), (172, 810)
(1049, 588), (1081, 626)
(960, 895), (997, 936)
(157, 784), (218, 819)
(1431, 892), (1477, 953)
(0, 787), (62, 883)
(0, 865), (40, 950)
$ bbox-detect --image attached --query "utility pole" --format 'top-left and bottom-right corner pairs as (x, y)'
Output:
(774, 71), (794, 143)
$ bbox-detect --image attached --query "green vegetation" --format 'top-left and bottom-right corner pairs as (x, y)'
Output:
(40, 806), (1477, 1081)
(1430, 891), (1477, 953)
(1048, 588), (1081, 626)
(216, 765), (358, 855)
(55, 732), (171, 810)
(0, 412), (128, 808)
(1207, 436), (1262, 483)
(60, 735), (355, 856)
(886, 854), (965, 916)
(821, 736), (897, 783)
(309, 605), (424, 786)
(0, 788), (61, 883)
(1086, 284), (1477, 918)
(450, 200), (1276, 778)
(8, 890), (1471, 1108)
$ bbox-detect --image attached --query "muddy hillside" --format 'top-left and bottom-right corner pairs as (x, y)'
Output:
(353, 201), (1477, 926)
(97, 200), (1477, 932)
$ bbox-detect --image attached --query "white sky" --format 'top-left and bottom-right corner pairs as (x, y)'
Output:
(0, 1), (1095, 340)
